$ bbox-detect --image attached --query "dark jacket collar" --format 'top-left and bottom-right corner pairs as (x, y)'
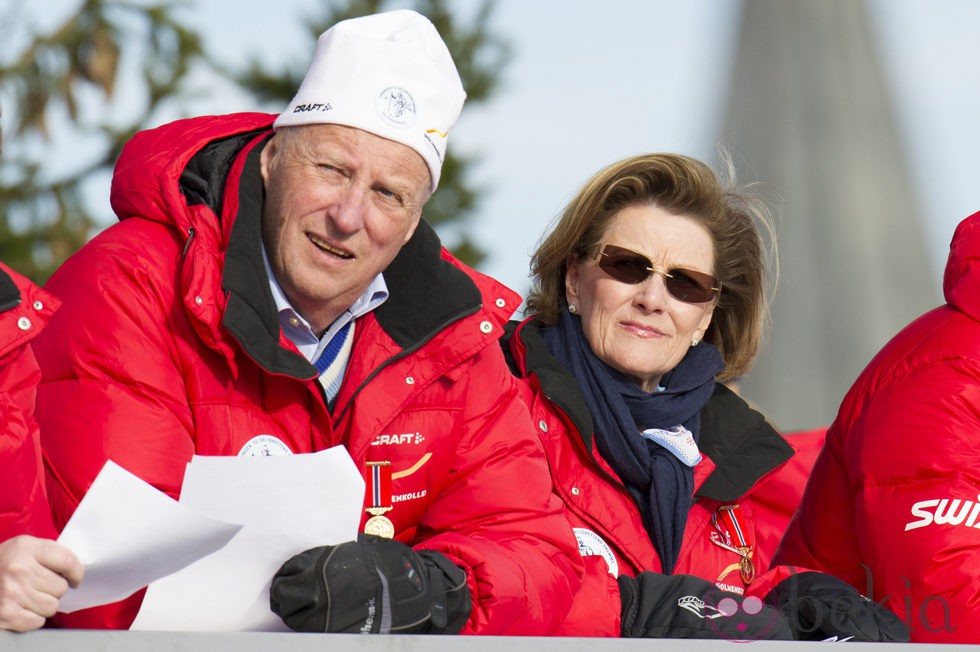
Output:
(373, 221), (482, 351)
(504, 317), (596, 449)
(505, 316), (794, 502)
(178, 132), (482, 379)
(0, 268), (20, 313)
(694, 383), (794, 502)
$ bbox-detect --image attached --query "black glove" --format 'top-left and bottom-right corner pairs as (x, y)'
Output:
(764, 571), (909, 641)
(618, 572), (793, 640)
(270, 534), (471, 634)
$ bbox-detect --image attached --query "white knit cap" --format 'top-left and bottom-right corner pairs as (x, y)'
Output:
(274, 9), (466, 192)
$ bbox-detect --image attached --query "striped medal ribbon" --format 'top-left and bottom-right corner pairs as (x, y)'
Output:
(364, 461), (395, 538)
(713, 504), (755, 584)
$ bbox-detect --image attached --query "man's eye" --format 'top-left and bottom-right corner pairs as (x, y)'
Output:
(374, 186), (400, 202)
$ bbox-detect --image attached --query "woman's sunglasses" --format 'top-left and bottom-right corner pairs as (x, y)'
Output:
(592, 244), (721, 304)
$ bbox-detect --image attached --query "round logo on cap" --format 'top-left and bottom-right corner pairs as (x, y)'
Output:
(573, 527), (619, 576)
(238, 434), (293, 457)
(376, 87), (416, 127)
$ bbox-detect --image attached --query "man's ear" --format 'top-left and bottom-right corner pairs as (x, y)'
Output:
(401, 213), (423, 246)
(260, 134), (279, 183)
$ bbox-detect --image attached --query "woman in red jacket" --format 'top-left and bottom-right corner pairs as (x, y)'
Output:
(503, 153), (905, 641)
(0, 262), (82, 632)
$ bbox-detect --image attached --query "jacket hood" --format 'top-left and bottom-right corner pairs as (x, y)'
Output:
(944, 210), (980, 322)
(110, 112), (276, 237)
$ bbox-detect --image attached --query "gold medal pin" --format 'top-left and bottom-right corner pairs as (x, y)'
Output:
(364, 461), (394, 538)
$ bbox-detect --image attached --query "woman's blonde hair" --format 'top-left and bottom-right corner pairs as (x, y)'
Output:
(525, 152), (777, 381)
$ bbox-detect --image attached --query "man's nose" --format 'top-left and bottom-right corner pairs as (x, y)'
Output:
(329, 185), (368, 233)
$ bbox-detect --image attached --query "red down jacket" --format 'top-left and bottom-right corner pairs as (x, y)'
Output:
(34, 113), (581, 632)
(750, 427), (826, 561)
(0, 263), (59, 542)
(503, 316), (800, 636)
(775, 210), (980, 643)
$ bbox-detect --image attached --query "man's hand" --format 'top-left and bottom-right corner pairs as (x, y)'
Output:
(271, 534), (471, 634)
(0, 535), (84, 632)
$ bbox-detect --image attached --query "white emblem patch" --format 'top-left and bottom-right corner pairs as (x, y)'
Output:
(376, 87), (416, 127)
(677, 595), (726, 619)
(573, 527), (618, 576)
(238, 435), (293, 457)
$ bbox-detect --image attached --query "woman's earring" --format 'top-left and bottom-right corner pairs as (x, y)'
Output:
(691, 337), (700, 347)
(568, 304), (578, 315)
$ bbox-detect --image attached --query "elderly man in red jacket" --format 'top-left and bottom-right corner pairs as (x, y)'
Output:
(33, 10), (581, 634)
(0, 261), (83, 632)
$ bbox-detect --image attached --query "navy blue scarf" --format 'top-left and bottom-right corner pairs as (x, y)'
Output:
(541, 310), (724, 572)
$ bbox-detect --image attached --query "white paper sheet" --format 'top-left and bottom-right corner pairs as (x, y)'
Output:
(56, 461), (243, 614)
(130, 446), (364, 632)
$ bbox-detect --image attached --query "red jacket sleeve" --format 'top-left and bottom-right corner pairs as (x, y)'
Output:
(0, 263), (59, 542)
(775, 361), (980, 643)
(34, 229), (196, 629)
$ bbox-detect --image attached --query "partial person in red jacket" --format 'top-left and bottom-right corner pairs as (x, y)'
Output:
(502, 153), (906, 641)
(775, 209), (980, 643)
(0, 261), (83, 632)
(33, 10), (580, 634)
(751, 426), (827, 560)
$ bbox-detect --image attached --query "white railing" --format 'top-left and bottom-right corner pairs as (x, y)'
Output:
(2, 631), (975, 651)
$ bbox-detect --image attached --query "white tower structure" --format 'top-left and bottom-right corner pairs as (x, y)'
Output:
(723, 0), (939, 430)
